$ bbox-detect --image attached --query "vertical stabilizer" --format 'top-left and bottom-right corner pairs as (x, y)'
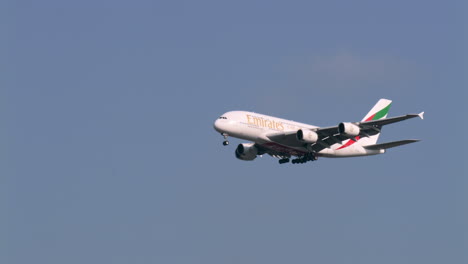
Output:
(358, 99), (392, 146)
(361, 99), (392, 122)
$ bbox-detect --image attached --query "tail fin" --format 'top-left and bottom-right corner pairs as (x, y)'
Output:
(358, 99), (392, 146)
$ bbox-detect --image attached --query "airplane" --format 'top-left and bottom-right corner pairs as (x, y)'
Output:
(213, 99), (424, 164)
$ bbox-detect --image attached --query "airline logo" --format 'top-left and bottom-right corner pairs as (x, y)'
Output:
(246, 114), (285, 131)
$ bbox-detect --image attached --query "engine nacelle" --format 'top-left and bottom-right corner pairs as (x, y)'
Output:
(338, 122), (360, 137)
(235, 143), (258, 161)
(296, 129), (318, 143)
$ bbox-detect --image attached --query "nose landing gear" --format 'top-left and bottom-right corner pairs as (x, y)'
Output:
(221, 133), (229, 146)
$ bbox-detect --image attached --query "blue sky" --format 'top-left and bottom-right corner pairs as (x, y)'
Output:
(3, 1), (467, 263)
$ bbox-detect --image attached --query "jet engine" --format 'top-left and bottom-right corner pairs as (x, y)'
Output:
(235, 143), (258, 161)
(296, 129), (318, 143)
(338, 122), (360, 137)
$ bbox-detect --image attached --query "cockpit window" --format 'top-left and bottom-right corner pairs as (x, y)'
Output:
(218, 116), (227, 119)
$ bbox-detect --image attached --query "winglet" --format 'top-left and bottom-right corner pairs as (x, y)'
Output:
(418, 111), (424, 120)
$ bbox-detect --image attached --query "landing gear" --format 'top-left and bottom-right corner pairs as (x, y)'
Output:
(278, 158), (290, 164)
(291, 153), (317, 164)
(291, 158), (306, 164)
(306, 153), (318, 161)
(221, 133), (229, 146)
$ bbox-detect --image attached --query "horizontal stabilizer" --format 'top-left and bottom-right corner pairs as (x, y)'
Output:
(363, 139), (420, 150)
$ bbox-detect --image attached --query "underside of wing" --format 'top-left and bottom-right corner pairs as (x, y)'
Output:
(265, 131), (303, 147)
(262, 129), (350, 155)
(260, 131), (308, 157)
(308, 130), (353, 152)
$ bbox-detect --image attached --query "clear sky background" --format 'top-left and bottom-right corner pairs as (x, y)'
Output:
(3, 1), (467, 263)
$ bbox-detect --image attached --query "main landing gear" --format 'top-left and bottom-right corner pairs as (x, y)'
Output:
(221, 133), (229, 146)
(286, 153), (317, 165)
(291, 158), (307, 164)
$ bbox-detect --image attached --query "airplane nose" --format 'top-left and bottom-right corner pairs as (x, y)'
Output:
(213, 119), (223, 132)
(214, 119), (220, 131)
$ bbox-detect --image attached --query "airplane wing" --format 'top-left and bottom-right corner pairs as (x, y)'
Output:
(309, 112), (424, 152)
(263, 112), (424, 154)
(358, 112), (424, 127)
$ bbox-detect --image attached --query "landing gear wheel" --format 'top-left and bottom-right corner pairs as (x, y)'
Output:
(221, 133), (229, 146)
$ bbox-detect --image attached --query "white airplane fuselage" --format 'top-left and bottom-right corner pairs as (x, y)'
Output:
(213, 111), (384, 158)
